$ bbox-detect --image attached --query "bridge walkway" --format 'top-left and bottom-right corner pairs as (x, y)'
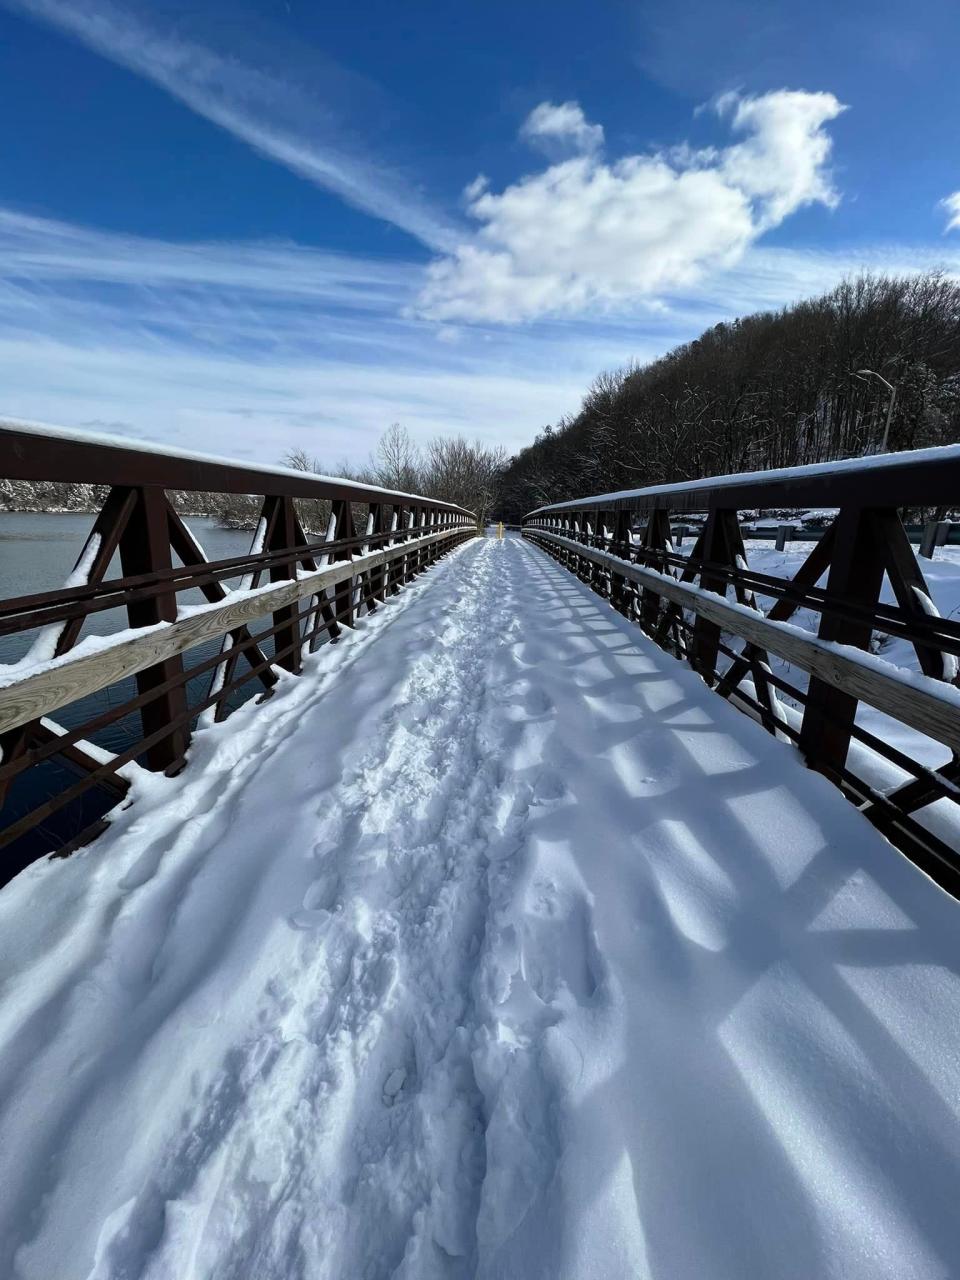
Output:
(1, 534), (959, 1279)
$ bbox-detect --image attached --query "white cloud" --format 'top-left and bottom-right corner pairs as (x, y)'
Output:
(3, 0), (460, 251)
(519, 101), (605, 156)
(463, 175), (490, 202)
(419, 89), (847, 323)
(714, 90), (845, 228)
(942, 192), (960, 233)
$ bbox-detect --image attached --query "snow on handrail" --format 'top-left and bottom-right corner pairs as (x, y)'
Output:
(525, 443), (960, 517)
(1, 417), (476, 517)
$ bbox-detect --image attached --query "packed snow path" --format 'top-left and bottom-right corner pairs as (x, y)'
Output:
(2, 535), (960, 1280)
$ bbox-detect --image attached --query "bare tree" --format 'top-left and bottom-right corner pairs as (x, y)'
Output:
(283, 447), (321, 474)
(373, 423), (422, 494)
(421, 436), (506, 523)
(281, 448), (329, 533)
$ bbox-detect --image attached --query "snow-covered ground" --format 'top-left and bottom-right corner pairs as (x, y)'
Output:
(2, 534), (960, 1280)
(739, 538), (960, 700)
(730, 541), (960, 842)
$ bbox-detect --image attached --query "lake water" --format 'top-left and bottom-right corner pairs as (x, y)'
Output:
(0, 512), (269, 873)
(0, 512), (257, 663)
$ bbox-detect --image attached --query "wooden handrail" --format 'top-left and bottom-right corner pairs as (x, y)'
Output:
(0, 528), (464, 737)
(527, 530), (960, 755)
(526, 443), (960, 515)
(1, 420), (475, 515)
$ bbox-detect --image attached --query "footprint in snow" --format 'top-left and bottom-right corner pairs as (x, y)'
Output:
(398, 700), (432, 729)
(288, 872), (342, 929)
(524, 686), (554, 716)
(533, 770), (566, 803)
(382, 1067), (406, 1105)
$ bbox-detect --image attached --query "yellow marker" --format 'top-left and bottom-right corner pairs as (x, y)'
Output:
(497, 522), (504, 540)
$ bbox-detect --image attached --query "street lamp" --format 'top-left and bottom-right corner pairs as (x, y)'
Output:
(853, 368), (897, 453)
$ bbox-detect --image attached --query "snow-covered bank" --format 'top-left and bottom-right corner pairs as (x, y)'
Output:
(1, 536), (959, 1279)
(732, 541), (960, 843)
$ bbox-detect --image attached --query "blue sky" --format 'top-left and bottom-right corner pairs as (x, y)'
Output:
(1, 0), (958, 466)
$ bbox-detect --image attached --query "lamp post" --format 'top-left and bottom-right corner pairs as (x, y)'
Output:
(854, 368), (897, 453)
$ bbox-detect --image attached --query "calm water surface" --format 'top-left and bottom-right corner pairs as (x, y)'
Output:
(0, 512), (256, 663)
(0, 512), (264, 868)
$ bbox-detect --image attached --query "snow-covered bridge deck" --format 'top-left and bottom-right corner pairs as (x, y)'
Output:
(2, 533), (959, 1280)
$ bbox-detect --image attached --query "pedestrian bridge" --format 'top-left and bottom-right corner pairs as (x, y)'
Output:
(1, 423), (960, 1280)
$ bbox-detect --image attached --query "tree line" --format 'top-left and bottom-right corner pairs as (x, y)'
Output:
(207, 425), (506, 531)
(0, 479), (229, 519)
(8, 272), (958, 531)
(497, 273), (960, 521)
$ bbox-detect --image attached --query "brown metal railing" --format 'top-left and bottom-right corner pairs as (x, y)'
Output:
(0, 424), (477, 881)
(522, 446), (960, 896)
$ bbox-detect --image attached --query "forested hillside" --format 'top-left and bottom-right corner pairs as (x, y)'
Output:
(499, 273), (960, 520)
(0, 478), (228, 518)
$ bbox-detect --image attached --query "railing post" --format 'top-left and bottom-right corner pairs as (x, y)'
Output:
(331, 499), (356, 628)
(640, 510), (673, 634)
(798, 506), (886, 777)
(610, 510), (632, 616)
(421, 507), (431, 570)
(370, 503), (388, 604)
(426, 507), (436, 566)
(404, 508), (416, 582)
(573, 515), (587, 580)
(389, 505), (404, 593)
(264, 495), (303, 675)
(409, 506), (420, 575)
(689, 509), (744, 683)
(118, 486), (190, 772)
(591, 509), (607, 594)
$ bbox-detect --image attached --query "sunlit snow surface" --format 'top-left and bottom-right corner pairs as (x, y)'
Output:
(1, 535), (959, 1280)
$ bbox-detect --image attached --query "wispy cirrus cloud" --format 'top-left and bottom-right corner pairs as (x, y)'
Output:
(2, 207), (957, 465)
(0, 207), (601, 460)
(0, 207), (419, 309)
(2, 0), (461, 251)
(942, 192), (960, 233)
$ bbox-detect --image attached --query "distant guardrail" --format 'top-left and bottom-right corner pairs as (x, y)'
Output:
(523, 446), (960, 896)
(0, 423), (477, 881)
